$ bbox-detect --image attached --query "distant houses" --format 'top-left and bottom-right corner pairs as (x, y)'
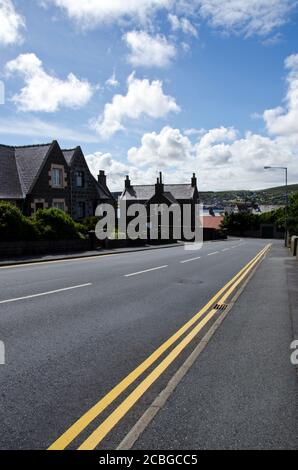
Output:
(0, 141), (115, 220)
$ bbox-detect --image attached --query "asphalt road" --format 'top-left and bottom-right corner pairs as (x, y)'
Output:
(0, 238), (275, 449)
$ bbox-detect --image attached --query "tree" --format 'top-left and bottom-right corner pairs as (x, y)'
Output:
(220, 192), (298, 236)
(287, 192), (298, 235)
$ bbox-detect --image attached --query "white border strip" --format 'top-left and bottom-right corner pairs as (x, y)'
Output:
(0, 283), (92, 304)
(124, 266), (168, 278)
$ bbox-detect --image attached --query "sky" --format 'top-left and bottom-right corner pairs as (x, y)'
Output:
(0, 0), (298, 191)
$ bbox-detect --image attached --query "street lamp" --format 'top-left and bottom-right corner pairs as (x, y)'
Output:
(264, 166), (288, 246)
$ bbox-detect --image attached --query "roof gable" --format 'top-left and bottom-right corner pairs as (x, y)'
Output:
(15, 143), (53, 194)
(62, 146), (115, 202)
(146, 191), (179, 206)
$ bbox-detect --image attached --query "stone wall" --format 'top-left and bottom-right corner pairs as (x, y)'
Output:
(0, 239), (91, 258)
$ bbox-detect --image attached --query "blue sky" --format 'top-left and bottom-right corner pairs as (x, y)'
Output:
(1, 0), (298, 190)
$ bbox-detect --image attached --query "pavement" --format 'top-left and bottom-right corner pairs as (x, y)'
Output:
(0, 238), (297, 450)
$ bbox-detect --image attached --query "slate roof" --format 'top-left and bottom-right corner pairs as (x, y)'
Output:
(15, 144), (52, 195)
(0, 143), (52, 199)
(162, 192), (179, 205)
(121, 184), (196, 202)
(62, 149), (76, 165)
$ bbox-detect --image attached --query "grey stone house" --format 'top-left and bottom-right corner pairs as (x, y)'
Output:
(120, 172), (200, 240)
(0, 140), (114, 220)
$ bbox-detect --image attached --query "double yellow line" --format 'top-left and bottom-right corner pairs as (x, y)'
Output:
(48, 244), (271, 450)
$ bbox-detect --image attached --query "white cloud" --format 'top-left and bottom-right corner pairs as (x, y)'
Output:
(106, 71), (119, 88)
(168, 14), (198, 37)
(184, 127), (204, 136)
(86, 150), (173, 190)
(195, 129), (297, 188)
(5, 53), (94, 112)
(94, 72), (180, 139)
(88, 123), (297, 191)
(264, 53), (298, 136)
(86, 152), (130, 189)
(128, 126), (193, 166)
(44, 0), (171, 28)
(181, 41), (191, 52)
(0, 116), (98, 143)
(196, 0), (295, 37)
(45, 0), (295, 37)
(197, 126), (237, 149)
(0, 0), (25, 45)
(124, 31), (176, 68)
(85, 50), (298, 190)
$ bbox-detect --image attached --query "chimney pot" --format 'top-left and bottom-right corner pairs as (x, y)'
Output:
(125, 175), (131, 189)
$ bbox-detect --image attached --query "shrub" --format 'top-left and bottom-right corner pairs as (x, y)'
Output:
(22, 217), (41, 241)
(0, 202), (40, 241)
(75, 222), (88, 238)
(32, 208), (84, 240)
(0, 202), (24, 240)
(82, 216), (100, 232)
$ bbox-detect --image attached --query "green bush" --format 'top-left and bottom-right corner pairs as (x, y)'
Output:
(82, 216), (100, 232)
(75, 222), (88, 238)
(0, 202), (40, 241)
(22, 217), (41, 241)
(32, 208), (84, 240)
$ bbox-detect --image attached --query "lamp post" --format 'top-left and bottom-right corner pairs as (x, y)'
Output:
(264, 166), (288, 246)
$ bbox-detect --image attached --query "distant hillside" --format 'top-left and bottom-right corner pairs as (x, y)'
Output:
(200, 184), (298, 206)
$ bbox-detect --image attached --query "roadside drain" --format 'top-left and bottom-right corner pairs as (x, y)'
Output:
(214, 303), (229, 311)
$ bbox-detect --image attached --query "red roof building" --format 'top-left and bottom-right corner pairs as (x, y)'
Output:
(203, 216), (224, 230)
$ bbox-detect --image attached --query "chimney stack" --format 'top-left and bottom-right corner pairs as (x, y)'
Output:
(125, 175), (131, 189)
(191, 172), (197, 188)
(155, 172), (164, 195)
(98, 170), (107, 188)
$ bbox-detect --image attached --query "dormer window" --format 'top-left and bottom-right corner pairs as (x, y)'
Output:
(52, 167), (63, 187)
(75, 171), (85, 188)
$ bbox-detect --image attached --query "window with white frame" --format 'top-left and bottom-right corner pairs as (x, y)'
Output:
(52, 201), (65, 212)
(51, 168), (63, 187)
